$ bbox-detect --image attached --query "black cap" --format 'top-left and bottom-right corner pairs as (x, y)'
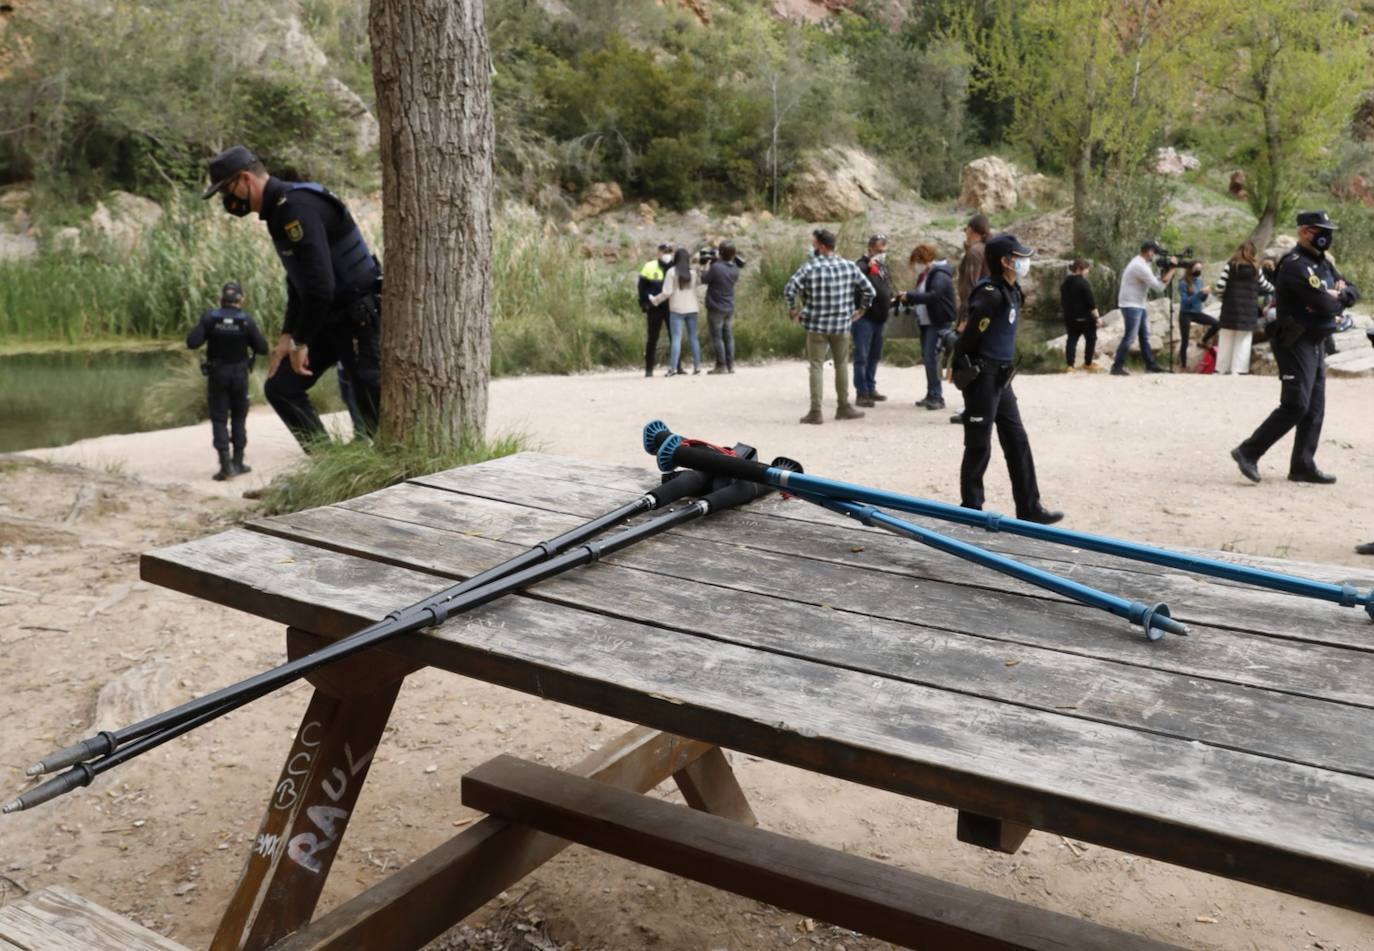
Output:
(1296, 210), (1337, 231)
(220, 281), (243, 305)
(1141, 239), (1165, 254)
(984, 233), (1033, 265)
(202, 145), (258, 199)
(657, 242), (673, 252)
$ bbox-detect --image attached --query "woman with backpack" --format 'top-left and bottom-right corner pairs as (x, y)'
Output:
(1213, 241), (1275, 375)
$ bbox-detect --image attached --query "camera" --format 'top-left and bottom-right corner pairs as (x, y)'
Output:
(698, 247), (718, 266)
(1154, 246), (1198, 272)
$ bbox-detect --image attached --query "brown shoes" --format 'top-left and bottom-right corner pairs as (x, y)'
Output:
(835, 404), (866, 421)
(799, 408), (824, 425)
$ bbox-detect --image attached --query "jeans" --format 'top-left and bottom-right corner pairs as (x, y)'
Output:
(1111, 306), (1158, 371)
(851, 317), (885, 395)
(805, 331), (851, 410)
(918, 323), (943, 400)
(707, 309), (734, 370)
(668, 312), (700, 372)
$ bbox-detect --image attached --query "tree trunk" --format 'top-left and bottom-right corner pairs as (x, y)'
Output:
(370, 0), (493, 447)
(1248, 90), (1282, 251)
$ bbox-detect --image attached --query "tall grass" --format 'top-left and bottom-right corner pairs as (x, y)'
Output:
(136, 350), (346, 428)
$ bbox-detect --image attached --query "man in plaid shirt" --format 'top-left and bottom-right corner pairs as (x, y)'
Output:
(785, 228), (876, 424)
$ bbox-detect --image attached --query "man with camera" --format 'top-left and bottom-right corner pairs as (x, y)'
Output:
(951, 233), (1062, 525)
(186, 281), (268, 481)
(699, 240), (744, 374)
(202, 145), (383, 450)
(1232, 211), (1358, 485)
(1111, 240), (1177, 375)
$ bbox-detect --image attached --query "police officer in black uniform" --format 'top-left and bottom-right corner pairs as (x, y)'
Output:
(951, 233), (1063, 525)
(202, 145), (382, 450)
(187, 281), (268, 480)
(1231, 211), (1357, 485)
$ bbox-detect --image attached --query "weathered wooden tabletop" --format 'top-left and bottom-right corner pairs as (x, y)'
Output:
(140, 451), (1374, 916)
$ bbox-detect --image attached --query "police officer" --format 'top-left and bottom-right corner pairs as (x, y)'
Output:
(638, 243), (674, 377)
(187, 282), (268, 480)
(951, 233), (1063, 524)
(202, 145), (382, 450)
(1231, 211), (1358, 485)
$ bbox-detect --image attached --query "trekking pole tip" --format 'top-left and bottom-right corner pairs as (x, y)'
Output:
(23, 763), (43, 778)
(2, 798), (21, 815)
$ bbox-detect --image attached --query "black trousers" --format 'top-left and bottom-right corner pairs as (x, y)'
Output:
(1178, 310), (1219, 366)
(1065, 321), (1096, 366)
(1238, 338), (1325, 475)
(207, 362), (250, 453)
(960, 368), (1042, 515)
(266, 314), (381, 449)
(645, 308), (670, 374)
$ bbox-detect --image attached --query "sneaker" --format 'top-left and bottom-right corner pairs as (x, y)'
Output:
(870, 392), (888, 402)
(1145, 364), (1166, 374)
(692, 368), (701, 375)
(727, 367), (735, 374)
(665, 369), (680, 377)
(799, 408), (824, 425)
(1230, 447), (1261, 483)
(1082, 363), (1103, 373)
(1357, 541), (1374, 556)
(835, 404), (866, 421)
(1062, 365), (1076, 373)
(855, 395), (876, 408)
(924, 397), (946, 410)
(1110, 367), (1130, 376)
(949, 412), (964, 425)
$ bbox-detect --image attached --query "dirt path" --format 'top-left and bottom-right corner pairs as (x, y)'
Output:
(3, 363), (1373, 950)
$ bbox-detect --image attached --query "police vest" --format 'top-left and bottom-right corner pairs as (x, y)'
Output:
(968, 278), (1020, 362)
(204, 307), (254, 364)
(288, 183), (380, 299)
(640, 260), (666, 281)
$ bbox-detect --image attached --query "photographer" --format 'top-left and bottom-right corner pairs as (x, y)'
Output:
(700, 240), (743, 375)
(186, 282), (268, 481)
(1232, 211), (1358, 485)
(1110, 240), (1176, 375)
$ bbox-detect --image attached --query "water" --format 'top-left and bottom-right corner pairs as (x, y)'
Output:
(0, 349), (182, 453)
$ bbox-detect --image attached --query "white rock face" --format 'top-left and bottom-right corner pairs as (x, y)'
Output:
(788, 147), (892, 221)
(958, 156), (1019, 214)
(571, 182), (624, 221)
(1153, 147), (1201, 176)
(88, 190), (164, 254)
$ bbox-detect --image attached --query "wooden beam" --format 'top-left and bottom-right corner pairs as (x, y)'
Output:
(672, 747), (756, 826)
(461, 755), (1186, 951)
(957, 811), (1032, 854)
(268, 729), (715, 951)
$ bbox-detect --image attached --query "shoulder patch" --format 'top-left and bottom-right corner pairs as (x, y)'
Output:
(977, 317), (991, 332)
(285, 220), (304, 243)
(1309, 274), (1322, 289)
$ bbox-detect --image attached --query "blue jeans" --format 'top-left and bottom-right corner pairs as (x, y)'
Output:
(919, 323), (943, 400)
(1112, 307), (1157, 371)
(669, 312), (700, 372)
(851, 317), (884, 395)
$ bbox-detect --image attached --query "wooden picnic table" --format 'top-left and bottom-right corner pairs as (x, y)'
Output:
(139, 451), (1374, 950)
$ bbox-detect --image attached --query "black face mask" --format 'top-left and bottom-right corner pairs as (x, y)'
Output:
(1311, 230), (1333, 253)
(221, 189), (251, 218)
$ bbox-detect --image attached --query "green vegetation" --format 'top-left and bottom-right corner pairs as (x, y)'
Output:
(255, 432), (527, 515)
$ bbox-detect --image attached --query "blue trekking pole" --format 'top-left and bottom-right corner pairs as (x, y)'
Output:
(644, 421), (1374, 621)
(792, 490), (1186, 641)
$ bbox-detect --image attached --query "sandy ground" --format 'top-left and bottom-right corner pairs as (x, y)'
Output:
(3, 361), (1373, 951)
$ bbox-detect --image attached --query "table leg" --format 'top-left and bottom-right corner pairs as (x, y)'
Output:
(210, 631), (401, 951)
(673, 747), (757, 826)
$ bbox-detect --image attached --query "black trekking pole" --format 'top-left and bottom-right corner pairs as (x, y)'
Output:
(5, 467), (783, 814)
(644, 421), (1374, 620)
(15, 468), (716, 785)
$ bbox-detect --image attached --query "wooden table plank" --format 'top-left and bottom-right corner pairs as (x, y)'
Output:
(413, 461), (1374, 650)
(249, 500), (1374, 781)
(140, 529), (1374, 915)
(0, 887), (187, 951)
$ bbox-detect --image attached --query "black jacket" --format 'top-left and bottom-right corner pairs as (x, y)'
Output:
(900, 262), (957, 327)
(1274, 245), (1358, 342)
(955, 277), (1021, 364)
(637, 259), (669, 318)
(1217, 262), (1270, 332)
(1059, 273), (1097, 325)
(187, 307), (269, 365)
(855, 255), (893, 324)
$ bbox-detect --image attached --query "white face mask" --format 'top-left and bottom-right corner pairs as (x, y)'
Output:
(659, 254), (672, 265)
(1013, 257), (1032, 278)
(874, 252), (887, 263)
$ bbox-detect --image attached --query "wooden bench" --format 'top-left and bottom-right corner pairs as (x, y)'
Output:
(0, 887), (188, 951)
(460, 753), (1184, 951)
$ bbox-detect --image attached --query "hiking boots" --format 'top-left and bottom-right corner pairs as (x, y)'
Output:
(799, 408), (824, 425)
(213, 451), (234, 482)
(232, 450), (251, 476)
(855, 394), (876, 408)
(835, 404), (865, 421)
(870, 392), (888, 402)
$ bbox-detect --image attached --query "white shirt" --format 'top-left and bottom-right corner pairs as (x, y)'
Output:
(651, 268), (701, 314)
(1118, 255), (1165, 309)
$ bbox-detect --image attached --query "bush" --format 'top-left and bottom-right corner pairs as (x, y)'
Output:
(1076, 173), (1177, 272)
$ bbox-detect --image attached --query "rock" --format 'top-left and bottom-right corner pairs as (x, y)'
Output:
(1153, 147), (1200, 176)
(1252, 312), (1374, 378)
(1006, 210), (1074, 259)
(720, 213), (753, 234)
(236, 15), (329, 71)
(570, 181), (623, 221)
(51, 227), (82, 252)
(1016, 173), (1058, 209)
(88, 190), (163, 254)
(637, 202), (656, 225)
(0, 232), (38, 261)
(958, 156), (1019, 214)
(1264, 235), (1296, 260)
(0, 188), (28, 211)
(324, 77), (378, 155)
(757, 209), (774, 222)
(1228, 169), (1248, 201)
(1045, 299), (1182, 365)
(788, 146), (892, 221)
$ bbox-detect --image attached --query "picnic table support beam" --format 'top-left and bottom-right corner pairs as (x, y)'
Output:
(211, 629), (403, 951)
(267, 728), (724, 951)
(672, 747), (757, 827)
(956, 811), (1032, 854)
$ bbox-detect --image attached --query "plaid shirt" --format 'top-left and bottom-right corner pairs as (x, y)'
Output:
(784, 254), (876, 334)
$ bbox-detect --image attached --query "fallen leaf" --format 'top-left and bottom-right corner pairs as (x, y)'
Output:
(849, 546), (865, 553)
(1195, 915), (1217, 924)
(1004, 660), (1020, 667)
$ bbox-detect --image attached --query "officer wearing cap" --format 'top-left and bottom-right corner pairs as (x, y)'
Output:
(950, 233), (1063, 524)
(186, 281), (268, 480)
(202, 145), (382, 449)
(638, 243), (675, 377)
(1231, 211), (1358, 485)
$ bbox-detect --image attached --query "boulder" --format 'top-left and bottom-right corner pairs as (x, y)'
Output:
(1016, 173), (1059, 209)
(1005, 210), (1073, 259)
(720, 213), (753, 235)
(88, 190), (163, 254)
(1252, 313), (1374, 378)
(1153, 147), (1200, 176)
(571, 181), (624, 221)
(325, 77), (379, 156)
(958, 156), (1019, 213)
(0, 232), (37, 261)
(788, 146), (891, 221)
(51, 227), (82, 252)
(637, 202), (656, 225)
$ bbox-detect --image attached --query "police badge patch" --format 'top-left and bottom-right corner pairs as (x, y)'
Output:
(978, 317), (991, 332)
(1309, 274), (1322, 289)
(285, 220), (304, 243)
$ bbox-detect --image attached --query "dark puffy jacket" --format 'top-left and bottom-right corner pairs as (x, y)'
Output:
(902, 263), (957, 327)
(1217, 262), (1271, 332)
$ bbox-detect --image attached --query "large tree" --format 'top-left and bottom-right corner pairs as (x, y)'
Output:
(370, 0), (493, 447)
(1198, 0), (1371, 249)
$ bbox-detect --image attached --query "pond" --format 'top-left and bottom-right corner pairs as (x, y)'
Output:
(0, 349), (183, 453)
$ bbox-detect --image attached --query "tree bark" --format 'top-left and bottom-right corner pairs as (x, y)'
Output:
(369, 0), (493, 447)
(1248, 87), (1282, 250)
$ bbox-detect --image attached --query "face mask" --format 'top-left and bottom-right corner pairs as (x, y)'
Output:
(659, 254), (672, 265)
(1312, 230), (1333, 252)
(1012, 257), (1031, 278)
(874, 252), (887, 263)
(1192, 269), (1203, 278)
(221, 185), (251, 218)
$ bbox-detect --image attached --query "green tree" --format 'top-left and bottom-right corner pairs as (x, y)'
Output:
(1197, 0), (1372, 248)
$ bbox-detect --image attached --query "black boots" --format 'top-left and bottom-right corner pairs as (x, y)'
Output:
(232, 449), (251, 476)
(213, 451), (234, 482)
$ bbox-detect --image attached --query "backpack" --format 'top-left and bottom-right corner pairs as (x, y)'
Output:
(1196, 345), (1217, 375)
